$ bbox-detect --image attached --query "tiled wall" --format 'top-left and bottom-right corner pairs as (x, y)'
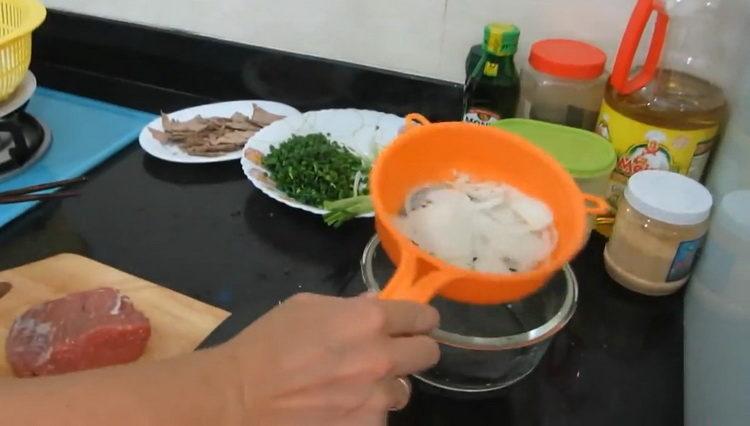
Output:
(43, 0), (640, 82)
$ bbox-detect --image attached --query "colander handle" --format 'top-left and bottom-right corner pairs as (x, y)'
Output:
(583, 194), (611, 216)
(402, 113), (431, 133)
(379, 252), (457, 304)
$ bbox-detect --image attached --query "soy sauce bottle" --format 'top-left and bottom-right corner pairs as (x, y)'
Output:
(463, 23), (521, 125)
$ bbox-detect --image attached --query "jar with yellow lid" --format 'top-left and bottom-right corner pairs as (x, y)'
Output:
(604, 170), (713, 296)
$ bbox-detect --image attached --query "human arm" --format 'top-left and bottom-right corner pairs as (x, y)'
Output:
(0, 293), (440, 426)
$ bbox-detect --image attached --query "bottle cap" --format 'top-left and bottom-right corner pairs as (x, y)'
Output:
(483, 23), (520, 56)
(529, 39), (606, 80)
(624, 170), (713, 226)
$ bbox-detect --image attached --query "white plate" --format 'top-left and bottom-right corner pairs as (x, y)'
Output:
(139, 100), (300, 163)
(241, 109), (404, 216)
(0, 71), (36, 117)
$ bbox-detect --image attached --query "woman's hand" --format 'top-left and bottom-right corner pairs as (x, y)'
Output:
(220, 293), (440, 426)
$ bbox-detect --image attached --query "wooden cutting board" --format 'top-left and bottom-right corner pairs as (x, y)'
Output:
(0, 253), (230, 377)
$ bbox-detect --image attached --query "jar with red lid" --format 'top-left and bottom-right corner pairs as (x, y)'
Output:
(518, 39), (607, 130)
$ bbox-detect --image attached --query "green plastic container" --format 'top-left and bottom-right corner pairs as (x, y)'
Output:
(493, 118), (615, 197)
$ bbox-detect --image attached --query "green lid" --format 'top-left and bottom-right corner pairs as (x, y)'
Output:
(483, 23), (519, 56)
(493, 119), (616, 178)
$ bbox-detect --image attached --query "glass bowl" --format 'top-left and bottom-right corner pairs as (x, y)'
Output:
(360, 235), (578, 393)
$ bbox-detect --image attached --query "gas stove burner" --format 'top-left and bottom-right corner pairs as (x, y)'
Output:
(0, 71), (51, 182)
(0, 111), (52, 182)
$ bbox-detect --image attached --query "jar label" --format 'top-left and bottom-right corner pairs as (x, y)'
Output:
(483, 61), (499, 77)
(595, 101), (719, 206)
(667, 236), (706, 282)
(463, 108), (501, 125)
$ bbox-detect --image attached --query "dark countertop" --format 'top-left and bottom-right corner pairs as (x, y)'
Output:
(0, 143), (683, 425)
(2, 11), (682, 424)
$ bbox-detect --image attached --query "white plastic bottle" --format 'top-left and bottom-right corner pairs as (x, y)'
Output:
(684, 1), (750, 424)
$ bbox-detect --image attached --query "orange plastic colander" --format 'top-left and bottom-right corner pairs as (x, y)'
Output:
(371, 114), (609, 305)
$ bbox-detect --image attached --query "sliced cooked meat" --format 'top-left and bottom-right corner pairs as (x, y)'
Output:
(215, 130), (257, 145)
(250, 104), (286, 127)
(149, 105), (286, 157)
(161, 113), (209, 133)
(226, 112), (262, 131)
(6, 288), (151, 378)
(185, 144), (242, 156)
(148, 127), (170, 143)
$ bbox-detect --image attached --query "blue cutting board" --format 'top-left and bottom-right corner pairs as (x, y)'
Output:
(0, 88), (155, 228)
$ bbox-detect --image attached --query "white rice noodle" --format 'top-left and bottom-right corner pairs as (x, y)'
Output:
(395, 174), (557, 274)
